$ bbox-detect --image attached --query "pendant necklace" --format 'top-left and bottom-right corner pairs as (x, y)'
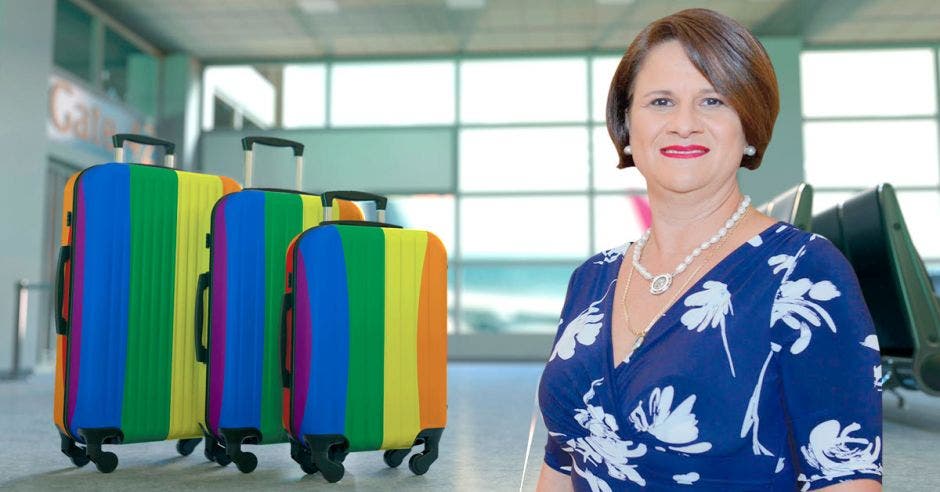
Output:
(632, 195), (750, 295)
(621, 205), (749, 355)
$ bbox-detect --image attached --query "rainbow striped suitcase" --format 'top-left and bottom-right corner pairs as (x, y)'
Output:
(193, 137), (364, 473)
(281, 191), (447, 483)
(53, 134), (240, 473)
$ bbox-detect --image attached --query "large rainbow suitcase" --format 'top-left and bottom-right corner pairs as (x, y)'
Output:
(193, 137), (363, 473)
(281, 191), (448, 483)
(53, 134), (240, 473)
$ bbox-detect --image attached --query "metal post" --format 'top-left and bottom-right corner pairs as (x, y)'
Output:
(2, 280), (32, 380)
(2, 280), (49, 381)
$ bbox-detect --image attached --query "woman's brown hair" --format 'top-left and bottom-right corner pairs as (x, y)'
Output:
(606, 8), (779, 170)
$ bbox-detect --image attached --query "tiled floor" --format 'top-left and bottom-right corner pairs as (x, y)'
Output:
(2, 363), (939, 491)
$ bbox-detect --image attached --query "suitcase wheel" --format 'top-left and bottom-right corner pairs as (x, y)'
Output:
(300, 460), (319, 475)
(77, 427), (123, 474)
(203, 434), (230, 466)
(176, 438), (201, 456)
(211, 446), (232, 467)
(408, 453), (431, 476)
(232, 451), (257, 474)
(59, 433), (90, 468)
(92, 451), (118, 474)
(304, 434), (347, 483)
(383, 449), (410, 468)
(406, 428), (444, 476)
(219, 428), (261, 473)
(69, 452), (91, 468)
(290, 441), (319, 475)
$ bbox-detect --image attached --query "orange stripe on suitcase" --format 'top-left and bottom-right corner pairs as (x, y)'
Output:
(54, 172), (79, 436)
(417, 234), (447, 429)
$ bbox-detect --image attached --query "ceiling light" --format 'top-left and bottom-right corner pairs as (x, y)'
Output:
(297, 0), (339, 14)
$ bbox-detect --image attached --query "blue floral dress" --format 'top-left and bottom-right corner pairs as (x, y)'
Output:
(539, 223), (883, 491)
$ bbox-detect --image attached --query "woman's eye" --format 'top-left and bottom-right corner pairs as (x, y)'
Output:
(702, 97), (724, 107)
(651, 98), (672, 107)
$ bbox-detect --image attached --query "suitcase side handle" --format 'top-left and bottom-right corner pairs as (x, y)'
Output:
(280, 293), (293, 388)
(112, 133), (176, 168)
(241, 136), (305, 190)
(54, 246), (70, 336)
(194, 272), (210, 363)
(321, 190), (389, 224)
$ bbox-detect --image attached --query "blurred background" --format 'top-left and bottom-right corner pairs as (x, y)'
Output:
(3, 0), (940, 374)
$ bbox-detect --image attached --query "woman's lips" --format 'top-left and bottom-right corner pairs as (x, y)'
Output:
(660, 145), (710, 159)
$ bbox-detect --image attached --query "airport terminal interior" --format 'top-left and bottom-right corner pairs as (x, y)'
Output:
(2, 0), (940, 490)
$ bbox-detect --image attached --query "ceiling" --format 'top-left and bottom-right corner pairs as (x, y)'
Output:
(86, 0), (940, 61)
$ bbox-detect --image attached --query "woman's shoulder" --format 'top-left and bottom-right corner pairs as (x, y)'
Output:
(568, 243), (631, 282)
(758, 222), (854, 278)
(764, 222), (845, 257)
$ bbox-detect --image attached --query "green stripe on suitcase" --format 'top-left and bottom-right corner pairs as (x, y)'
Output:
(339, 226), (386, 451)
(261, 193), (302, 442)
(123, 167), (178, 442)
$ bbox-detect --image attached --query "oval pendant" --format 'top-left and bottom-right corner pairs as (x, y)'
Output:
(650, 273), (672, 295)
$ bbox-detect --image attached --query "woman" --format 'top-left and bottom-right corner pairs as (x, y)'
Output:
(537, 8), (882, 491)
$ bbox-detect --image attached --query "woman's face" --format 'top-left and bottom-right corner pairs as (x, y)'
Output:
(627, 40), (747, 196)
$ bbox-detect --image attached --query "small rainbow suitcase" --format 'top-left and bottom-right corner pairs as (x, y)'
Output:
(281, 191), (447, 483)
(193, 137), (363, 473)
(53, 134), (240, 473)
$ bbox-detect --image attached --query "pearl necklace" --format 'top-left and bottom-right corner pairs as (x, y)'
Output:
(632, 195), (751, 295)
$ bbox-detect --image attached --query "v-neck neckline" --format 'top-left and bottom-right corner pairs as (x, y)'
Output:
(606, 221), (785, 373)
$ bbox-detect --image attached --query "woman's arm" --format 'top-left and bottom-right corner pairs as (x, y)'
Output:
(817, 478), (881, 491)
(536, 462), (573, 492)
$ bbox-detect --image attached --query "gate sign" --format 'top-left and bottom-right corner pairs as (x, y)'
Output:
(47, 72), (156, 164)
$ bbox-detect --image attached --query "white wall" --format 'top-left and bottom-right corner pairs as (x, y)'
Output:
(0, 0), (55, 374)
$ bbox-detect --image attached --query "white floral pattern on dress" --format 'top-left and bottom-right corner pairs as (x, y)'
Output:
(873, 365), (884, 391)
(769, 245), (841, 354)
(594, 244), (629, 265)
(629, 386), (713, 454)
(550, 280), (616, 361)
(859, 335), (884, 391)
(552, 378), (648, 489)
(673, 472), (700, 485)
(740, 342), (782, 456)
(798, 419), (882, 490)
(748, 235), (763, 247)
(681, 281), (737, 377)
(860, 334), (880, 351)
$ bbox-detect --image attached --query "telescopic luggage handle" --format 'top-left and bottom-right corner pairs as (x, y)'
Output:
(320, 190), (388, 223)
(112, 133), (176, 168)
(241, 136), (305, 189)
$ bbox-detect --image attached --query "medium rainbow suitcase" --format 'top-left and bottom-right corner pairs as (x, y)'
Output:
(193, 137), (364, 473)
(281, 191), (447, 483)
(53, 134), (241, 473)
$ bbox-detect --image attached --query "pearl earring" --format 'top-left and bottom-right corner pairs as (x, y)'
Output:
(623, 145), (632, 156)
(744, 145), (756, 157)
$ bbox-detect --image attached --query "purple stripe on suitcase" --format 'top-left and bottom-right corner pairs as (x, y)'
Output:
(291, 252), (313, 439)
(208, 200), (228, 435)
(67, 185), (87, 426)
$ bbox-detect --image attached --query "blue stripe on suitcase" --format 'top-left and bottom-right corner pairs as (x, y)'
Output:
(220, 192), (266, 430)
(299, 227), (350, 436)
(71, 165), (132, 437)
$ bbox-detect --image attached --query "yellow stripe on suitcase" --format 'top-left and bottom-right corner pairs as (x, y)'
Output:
(168, 173), (227, 438)
(381, 229), (428, 449)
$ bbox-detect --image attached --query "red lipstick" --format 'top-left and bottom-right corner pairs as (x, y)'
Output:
(660, 145), (710, 159)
